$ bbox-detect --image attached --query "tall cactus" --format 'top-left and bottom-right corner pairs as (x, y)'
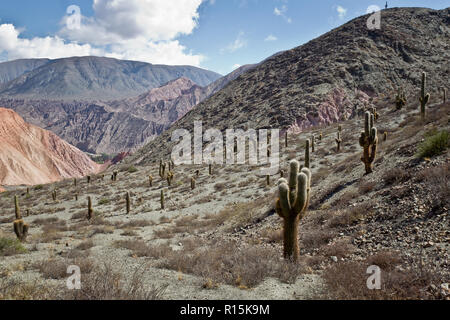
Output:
(311, 136), (315, 153)
(443, 87), (447, 104)
(335, 131), (342, 152)
(87, 196), (93, 220)
(149, 175), (153, 187)
(209, 164), (213, 175)
(74, 178), (77, 187)
(87, 175), (91, 184)
(419, 72), (430, 117)
(395, 88), (406, 110)
(126, 192), (131, 214)
(160, 190), (165, 210)
(113, 171), (118, 182)
(285, 131), (288, 148)
(304, 139), (310, 169)
(275, 160), (312, 261)
(13, 196), (29, 242)
(191, 177), (196, 190)
(359, 111), (378, 174)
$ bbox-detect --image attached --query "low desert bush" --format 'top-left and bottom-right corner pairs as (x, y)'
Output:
(417, 130), (449, 158)
(0, 237), (27, 256)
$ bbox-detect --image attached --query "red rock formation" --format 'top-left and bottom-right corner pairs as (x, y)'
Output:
(0, 107), (102, 187)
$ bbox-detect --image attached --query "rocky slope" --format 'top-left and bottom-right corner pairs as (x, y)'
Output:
(0, 59), (50, 84)
(127, 7), (449, 164)
(0, 64), (253, 154)
(0, 108), (102, 187)
(0, 56), (222, 101)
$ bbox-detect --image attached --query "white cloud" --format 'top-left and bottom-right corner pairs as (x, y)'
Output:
(274, 5), (292, 23)
(337, 6), (347, 19)
(264, 34), (278, 42)
(222, 31), (247, 53)
(0, 0), (205, 66)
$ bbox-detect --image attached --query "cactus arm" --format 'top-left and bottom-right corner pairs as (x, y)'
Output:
(278, 182), (291, 218)
(288, 160), (299, 204)
(293, 173), (308, 215)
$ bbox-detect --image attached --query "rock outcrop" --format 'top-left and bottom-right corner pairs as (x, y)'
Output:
(0, 107), (102, 186)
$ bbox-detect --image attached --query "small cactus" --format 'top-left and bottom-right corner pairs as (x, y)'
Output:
(87, 196), (93, 220)
(13, 196), (29, 242)
(126, 192), (131, 214)
(266, 175), (270, 186)
(74, 178), (77, 186)
(442, 87), (447, 104)
(149, 175), (153, 187)
(209, 164), (212, 175)
(26, 187), (29, 195)
(419, 72), (430, 117)
(383, 132), (388, 142)
(87, 176), (91, 184)
(167, 171), (174, 186)
(359, 111), (378, 174)
(395, 88), (406, 110)
(191, 177), (196, 190)
(75, 194), (78, 201)
(195, 169), (200, 178)
(311, 136), (315, 153)
(160, 190), (165, 210)
(285, 131), (288, 148)
(275, 160), (312, 261)
(113, 171), (118, 182)
(280, 170), (284, 178)
(319, 132), (323, 141)
(304, 139), (310, 169)
(52, 189), (57, 201)
(335, 131), (342, 152)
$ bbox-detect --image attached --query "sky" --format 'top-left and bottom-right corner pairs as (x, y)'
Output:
(0, 0), (448, 75)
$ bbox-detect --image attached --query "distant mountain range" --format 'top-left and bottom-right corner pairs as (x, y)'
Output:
(0, 108), (102, 188)
(0, 61), (254, 154)
(0, 56), (222, 100)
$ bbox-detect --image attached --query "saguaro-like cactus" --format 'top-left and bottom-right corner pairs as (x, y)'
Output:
(167, 171), (174, 186)
(443, 87), (447, 104)
(113, 171), (118, 182)
(319, 132), (323, 141)
(160, 190), (165, 210)
(383, 132), (388, 142)
(285, 131), (288, 148)
(396, 88), (406, 110)
(87, 196), (93, 220)
(275, 160), (312, 261)
(13, 196), (29, 242)
(74, 178), (77, 187)
(195, 169), (200, 178)
(336, 131), (342, 152)
(304, 139), (310, 169)
(126, 192), (131, 214)
(311, 136), (315, 153)
(209, 164), (212, 175)
(87, 176), (91, 184)
(149, 175), (153, 187)
(191, 177), (196, 190)
(419, 72), (430, 117)
(359, 111), (378, 174)
(266, 175), (270, 186)
(52, 189), (57, 201)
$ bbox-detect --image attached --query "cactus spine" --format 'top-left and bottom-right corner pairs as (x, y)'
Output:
(304, 139), (310, 169)
(126, 192), (131, 214)
(87, 196), (93, 220)
(419, 72), (430, 117)
(335, 131), (342, 152)
(275, 160), (312, 261)
(160, 190), (165, 210)
(13, 196), (29, 241)
(359, 111), (378, 174)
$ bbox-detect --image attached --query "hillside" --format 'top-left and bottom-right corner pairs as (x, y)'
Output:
(0, 59), (50, 84)
(0, 108), (102, 187)
(127, 7), (449, 164)
(0, 56), (222, 101)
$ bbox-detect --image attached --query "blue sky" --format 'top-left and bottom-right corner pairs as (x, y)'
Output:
(0, 0), (448, 75)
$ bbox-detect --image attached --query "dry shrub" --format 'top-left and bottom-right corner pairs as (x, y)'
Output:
(358, 180), (377, 194)
(0, 277), (56, 300)
(320, 238), (355, 258)
(417, 163), (449, 210)
(114, 240), (172, 259)
(383, 168), (411, 186)
(59, 262), (166, 300)
(327, 204), (369, 228)
(34, 257), (94, 280)
(159, 241), (307, 288)
(76, 239), (95, 250)
(261, 228), (283, 244)
(301, 230), (336, 248)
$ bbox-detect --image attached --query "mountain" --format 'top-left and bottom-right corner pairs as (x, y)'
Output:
(0, 56), (222, 101)
(0, 63), (253, 154)
(127, 7), (450, 164)
(0, 58), (50, 84)
(0, 107), (102, 187)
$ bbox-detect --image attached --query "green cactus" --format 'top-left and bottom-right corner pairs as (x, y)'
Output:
(195, 169), (200, 178)
(335, 131), (342, 152)
(359, 111), (378, 174)
(74, 178), (77, 186)
(275, 160), (312, 261)
(191, 177), (196, 190)
(113, 171), (118, 182)
(26, 187), (29, 195)
(311, 136), (315, 153)
(395, 88), (406, 110)
(87, 196), (93, 220)
(13, 196), (28, 241)
(266, 175), (270, 186)
(383, 132), (388, 142)
(304, 139), (310, 169)
(443, 87), (447, 104)
(167, 171), (174, 186)
(319, 132), (323, 141)
(87, 176), (91, 184)
(209, 164), (212, 175)
(126, 192), (131, 214)
(52, 189), (57, 201)
(285, 131), (288, 148)
(75, 194), (78, 201)
(419, 72), (430, 117)
(338, 125), (342, 133)
(160, 190), (165, 210)
(149, 175), (153, 187)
